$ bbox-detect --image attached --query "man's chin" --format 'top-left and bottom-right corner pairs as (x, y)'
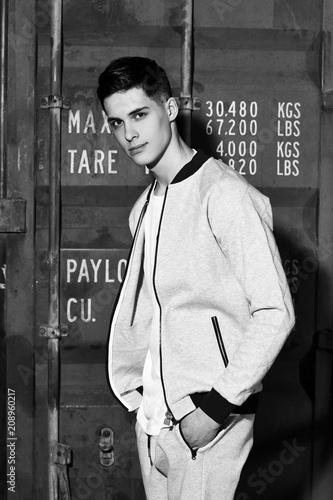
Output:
(128, 153), (154, 168)
(127, 148), (164, 170)
(129, 156), (148, 167)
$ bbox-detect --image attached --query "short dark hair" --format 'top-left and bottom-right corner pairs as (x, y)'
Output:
(97, 56), (172, 108)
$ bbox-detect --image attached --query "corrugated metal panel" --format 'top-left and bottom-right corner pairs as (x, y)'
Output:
(3, 1), (37, 499)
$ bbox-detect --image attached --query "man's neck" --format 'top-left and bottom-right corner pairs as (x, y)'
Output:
(150, 135), (194, 195)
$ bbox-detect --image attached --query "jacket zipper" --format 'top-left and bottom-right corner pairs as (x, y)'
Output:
(151, 186), (197, 460)
(152, 186), (169, 406)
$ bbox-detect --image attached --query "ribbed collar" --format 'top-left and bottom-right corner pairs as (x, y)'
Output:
(171, 149), (210, 184)
(146, 149), (210, 203)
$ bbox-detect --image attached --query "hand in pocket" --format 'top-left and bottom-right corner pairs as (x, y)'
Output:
(180, 407), (221, 449)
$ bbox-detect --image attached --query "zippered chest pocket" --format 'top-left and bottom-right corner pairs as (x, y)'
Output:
(211, 316), (229, 368)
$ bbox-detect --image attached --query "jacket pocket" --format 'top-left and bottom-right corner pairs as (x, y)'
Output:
(211, 316), (229, 367)
(178, 419), (199, 460)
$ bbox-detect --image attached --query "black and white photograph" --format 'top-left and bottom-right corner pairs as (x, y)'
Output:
(1, 1), (332, 499)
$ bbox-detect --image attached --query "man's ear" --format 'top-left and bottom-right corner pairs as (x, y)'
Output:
(166, 97), (178, 121)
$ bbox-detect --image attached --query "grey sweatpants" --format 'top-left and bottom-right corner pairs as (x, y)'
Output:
(136, 413), (255, 500)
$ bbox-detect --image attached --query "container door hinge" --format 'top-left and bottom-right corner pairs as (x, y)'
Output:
(176, 96), (201, 111)
(39, 324), (69, 339)
(54, 443), (72, 500)
(40, 95), (71, 109)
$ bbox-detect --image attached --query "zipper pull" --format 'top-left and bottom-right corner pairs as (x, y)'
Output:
(164, 410), (174, 429)
(191, 448), (198, 460)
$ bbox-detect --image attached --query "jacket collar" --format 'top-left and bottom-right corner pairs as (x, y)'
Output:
(145, 149), (210, 202)
(171, 149), (210, 184)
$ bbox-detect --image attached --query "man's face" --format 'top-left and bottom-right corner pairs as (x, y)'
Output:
(104, 87), (172, 168)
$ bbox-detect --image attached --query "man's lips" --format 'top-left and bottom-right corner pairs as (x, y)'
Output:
(128, 143), (147, 155)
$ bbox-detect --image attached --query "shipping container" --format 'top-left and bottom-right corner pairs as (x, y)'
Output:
(1, 0), (333, 499)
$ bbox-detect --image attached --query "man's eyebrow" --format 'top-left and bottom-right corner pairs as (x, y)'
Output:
(107, 106), (150, 122)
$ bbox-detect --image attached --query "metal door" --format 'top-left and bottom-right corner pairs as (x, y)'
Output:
(2, 0), (333, 499)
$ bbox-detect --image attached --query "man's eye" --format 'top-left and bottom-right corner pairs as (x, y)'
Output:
(135, 112), (147, 120)
(110, 120), (122, 129)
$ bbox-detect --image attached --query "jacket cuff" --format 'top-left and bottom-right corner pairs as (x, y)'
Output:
(198, 388), (236, 424)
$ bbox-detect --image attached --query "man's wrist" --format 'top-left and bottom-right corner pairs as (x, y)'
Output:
(198, 388), (235, 425)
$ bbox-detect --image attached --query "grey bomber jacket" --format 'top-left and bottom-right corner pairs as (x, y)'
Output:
(107, 150), (295, 424)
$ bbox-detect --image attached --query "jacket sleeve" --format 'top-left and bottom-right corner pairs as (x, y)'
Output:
(199, 182), (295, 424)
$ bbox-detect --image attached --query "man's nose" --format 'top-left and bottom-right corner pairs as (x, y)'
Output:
(124, 123), (139, 142)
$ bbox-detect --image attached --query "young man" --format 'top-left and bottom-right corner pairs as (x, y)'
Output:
(97, 57), (295, 500)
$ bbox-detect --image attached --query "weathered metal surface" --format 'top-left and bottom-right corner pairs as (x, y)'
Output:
(0, 198), (26, 232)
(322, 31), (333, 109)
(317, 1), (333, 333)
(4, 0), (37, 498)
(54, 443), (71, 500)
(179, 0), (193, 144)
(0, 0), (8, 199)
(0, 1), (27, 237)
(42, 0), (68, 499)
(0, 235), (6, 500)
(60, 406), (145, 499)
(316, 330), (333, 352)
(321, 1), (333, 110)
(36, 32), (321, 190)
(312, 1), (333, 498)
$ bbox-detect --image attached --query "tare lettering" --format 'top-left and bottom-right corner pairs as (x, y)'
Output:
(68, 149), (118, 175)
